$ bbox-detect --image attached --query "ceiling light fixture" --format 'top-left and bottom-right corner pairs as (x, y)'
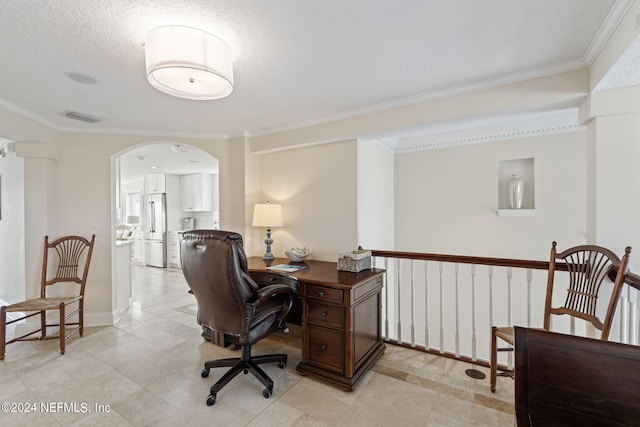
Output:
(145, 25), (234, 100)
(171, 144), (192, 154)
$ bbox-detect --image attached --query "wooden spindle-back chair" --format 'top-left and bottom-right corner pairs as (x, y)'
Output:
(1, 234), (95, 360)
(490, 241), (631, 392)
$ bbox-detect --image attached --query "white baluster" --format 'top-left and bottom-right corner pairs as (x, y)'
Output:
(488, 265), (494, 333)
(396, 259), (402, 343)
(454, 263), (460, 358)
(506, 266), (513, 370)
(439, 261), (444, 354)
(410, 259), (416, 347)
(526, 269), (532, 327)
(470, 264), (477, 362)
(631, 301), (638, 346)
(384, 257), (389, 341)
(424, 260), (430, 351)
(620, 295), (629, 344)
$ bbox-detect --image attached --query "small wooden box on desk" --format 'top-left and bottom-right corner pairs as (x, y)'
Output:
(247, 257), (386, 391)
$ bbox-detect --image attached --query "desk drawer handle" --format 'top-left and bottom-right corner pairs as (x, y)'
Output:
(321, 344), (328, 351)
(321, 311), (328, 317)
(318, 290), (325, 297)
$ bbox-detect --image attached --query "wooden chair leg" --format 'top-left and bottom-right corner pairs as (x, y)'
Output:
(59, 303), (65, 355)
(79, 300), (84, 336)
(490, 326), (497, 393)
(0, 306), (6, 361)
(40, 309), (47, 338)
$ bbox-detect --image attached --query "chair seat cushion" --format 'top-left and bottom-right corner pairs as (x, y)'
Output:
(4, 296), (82, 312)
(495, 326), (514, 345)
(238, 299), (284, 345)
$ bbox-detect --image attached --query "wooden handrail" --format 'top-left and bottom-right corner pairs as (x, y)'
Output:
(365, 249), (560, 271)
(624, 271), (640, 291)
(365, 248), (640, 289)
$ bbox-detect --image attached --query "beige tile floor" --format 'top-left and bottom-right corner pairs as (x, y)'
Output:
(0, 265), (515, 426)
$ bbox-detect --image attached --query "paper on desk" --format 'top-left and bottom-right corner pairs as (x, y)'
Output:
(266, 264), (307, 273)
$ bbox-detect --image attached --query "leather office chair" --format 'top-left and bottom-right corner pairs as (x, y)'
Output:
(1, 235), (95, 360)
(490, 241), (631, 393)
(181, 230), (294, 406)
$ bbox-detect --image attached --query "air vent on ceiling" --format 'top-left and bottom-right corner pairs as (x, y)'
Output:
(63, 110), (102, 124)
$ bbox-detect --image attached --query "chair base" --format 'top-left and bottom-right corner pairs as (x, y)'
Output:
(490, 325), (515, 393)
(0, 305), (83, 361)
(200, 344), (287, 406)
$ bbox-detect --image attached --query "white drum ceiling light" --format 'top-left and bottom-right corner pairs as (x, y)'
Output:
(145, 26), (234, 100)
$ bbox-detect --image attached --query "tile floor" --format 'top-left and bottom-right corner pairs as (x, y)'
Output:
(0, 265), (515, 426)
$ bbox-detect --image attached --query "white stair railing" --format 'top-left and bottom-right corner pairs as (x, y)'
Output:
(371, 251), (640, 368)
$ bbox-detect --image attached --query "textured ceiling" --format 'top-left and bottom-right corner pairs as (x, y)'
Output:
(0, 0), (629, 144)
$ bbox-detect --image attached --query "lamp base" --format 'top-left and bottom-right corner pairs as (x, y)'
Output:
(262, 227), (275, 261)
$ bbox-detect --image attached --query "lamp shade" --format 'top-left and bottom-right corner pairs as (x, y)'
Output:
(145, 25), (234, 100)
(252, 204), (283, 227)
(127, 215), (140, 225)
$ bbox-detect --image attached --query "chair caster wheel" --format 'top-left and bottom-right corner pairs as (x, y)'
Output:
(262, 388), (272, 398)
(278, 361), (286, 369)
(206, 394), (216, 406)
(201, 369), (210, 378)
(243, 369), (248, 374)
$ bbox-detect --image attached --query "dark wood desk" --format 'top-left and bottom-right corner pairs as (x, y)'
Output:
(247, 257), (386, 391)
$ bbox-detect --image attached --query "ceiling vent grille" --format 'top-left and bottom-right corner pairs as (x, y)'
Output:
(63, 110), (102, 124)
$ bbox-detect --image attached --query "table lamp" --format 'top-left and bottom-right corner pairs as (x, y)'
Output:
(252, 202), (283, 260)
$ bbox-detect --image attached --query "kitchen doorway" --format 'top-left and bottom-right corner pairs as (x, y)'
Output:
(114, 142), (219, 319)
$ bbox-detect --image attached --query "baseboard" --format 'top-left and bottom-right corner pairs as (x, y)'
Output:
(86, 311), (117, 327)
(110, 306), (130, 325)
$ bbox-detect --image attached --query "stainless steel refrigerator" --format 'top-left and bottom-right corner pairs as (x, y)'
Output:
(143, 193), (167, 267)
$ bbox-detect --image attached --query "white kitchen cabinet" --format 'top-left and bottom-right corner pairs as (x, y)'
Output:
(145, 173), (166, 194)
(167, 230), (180, 268)
(180, 173), (213, 211)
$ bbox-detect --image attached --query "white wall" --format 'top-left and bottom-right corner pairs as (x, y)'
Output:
(0, 141), (25, 305)
(257, 140), (358, 261)
(23, 156), (58, 304)
(394, 131), (588, 259)
(593, 112), (640, 260)
(357, 139), (394, 250)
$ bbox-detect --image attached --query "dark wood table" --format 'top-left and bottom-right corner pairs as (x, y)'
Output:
(247, 257), (386, 391)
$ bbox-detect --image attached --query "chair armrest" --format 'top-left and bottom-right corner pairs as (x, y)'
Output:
(251, 283), (294, 306)
(250, 283), (294, 324)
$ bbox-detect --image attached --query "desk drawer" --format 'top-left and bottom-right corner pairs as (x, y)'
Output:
(304, 284), (343, 303)
(307, 325), (344, 374)
(306, 302), (343, 328)
(250, 272), (298, 289)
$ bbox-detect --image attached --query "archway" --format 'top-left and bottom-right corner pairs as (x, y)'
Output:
(111, 142), (219, 321)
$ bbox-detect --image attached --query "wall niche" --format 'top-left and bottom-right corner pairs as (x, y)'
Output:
(497, 158), (535, 216)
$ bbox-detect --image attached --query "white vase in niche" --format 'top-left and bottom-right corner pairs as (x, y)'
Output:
(508, 174), (524, 209)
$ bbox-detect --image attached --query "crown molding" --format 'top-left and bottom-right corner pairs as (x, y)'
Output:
(583, 0), (634, 65)
(0, 96), (229, 141)
(393, 109), (582, 153)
